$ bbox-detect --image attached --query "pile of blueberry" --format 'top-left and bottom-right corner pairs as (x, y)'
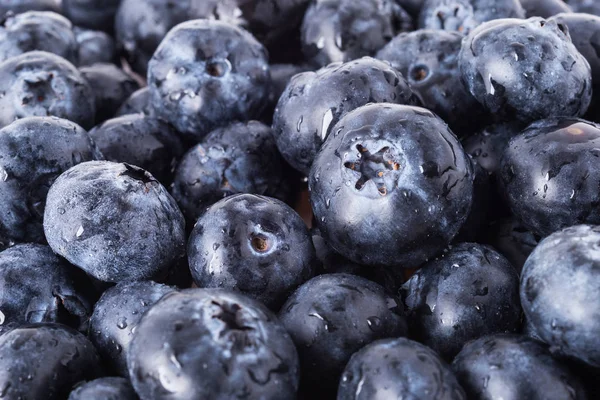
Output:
(0, 0), (599, 399)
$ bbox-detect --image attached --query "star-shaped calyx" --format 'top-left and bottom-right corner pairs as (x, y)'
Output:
(344, 143), (401, 196)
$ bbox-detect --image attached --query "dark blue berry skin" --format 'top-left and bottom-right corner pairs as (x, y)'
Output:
(89, 281), (175, 376)
(74, 27), (117, 67)
(0, 11), (77, 65)
(188, 194), (316, 310)
(79, 63), (140, 124)
(0, 116), (101, 244)
(68, 377), (138, 400)
(0, 244), (95, 335)
(0, 51), (96, 129)
(115, 0), (245, 76)
(549, 13), (600, 122)
(147, 20), (271, 142)
(463, 122), (523, 177)
(0, 0), (60, 15)
(128, 289), (300, 400)
(419, 0), (525, 34)
(500, 118), (600, 237)
(272, 57), (418, 175)
(62, 0), (120, 32)
(261, 63), (312, 124)
(171, 121), (292, 223)
(116, 87), (152, 117)
(300, 0), (412, 68)
(565, 0), (600, 16)
(452, 334), (587, 400)
(310, 103), (473, 268)
(89, 114), (184, 185)
(0, 323), (102, 400)
(521, 225), (600, 368)
(43, 161), (186, 283)
(485, 217), (539, 272)
(459, 18), (592, 124)
(376, 29), (486, 136)
(337, 338), (466, 400)
(402, 243), (521, 360)
(521, 0), (572, 18)
(278, 273), (408, 392)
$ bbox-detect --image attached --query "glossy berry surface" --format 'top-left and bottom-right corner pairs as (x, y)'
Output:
(0, 323), (102, 400)
(376, 29), (486, 135)
(0, 11), (77, 64)
(172, 121), (291, 222)
(0, 244), (94, 335)
(0, 51), (96, 129)
(116, 87), (152, 117)
(459, 17), (592, 123)
(452, 334), (587, 400)
(419, 0), (525, 33)
(520, 224), (600, 368)
(310, 103), (473, 267)
(0, 116), (101, 244)
(79, 63), (140, 124)
(402, 243), (522, 359)
(89, 114), (184, 185)
(188, 194), (316, 310)
(147, 19), (270, 141)
(300, 0), (412, 68)
(74, 27), (116, 67)
(521, 0), (572, 18)
(68, 377), (138, 400)
(278, 273), (407, 392)
(127, 288), (300, 400)
(500, 118), (600, 237)
(89, 281), (175, 376)
(62, 0), (121, 32)
(44, 161), (186, 282)
(273, 57), (417, 175)
(338, 338), (466, 400)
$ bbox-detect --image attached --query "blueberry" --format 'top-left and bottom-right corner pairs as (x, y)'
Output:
(0, 323), (102, 399)
(272, 57), (418, 175)
(0, 51), (96, 129)
(171, 121), (292, 222)
(310, 103), (473, 268)
(521, 0), (572, 18)
(338, 338), (466, 399)
(402, 243), (521, 359)
(463, 122), (523, 176)
(453, 162), (493, 242)
(0, 116), (101, 244)
(419, 0), (525, 33)
(0, 11), (77, 65)
(260, 63), (312, 124)
(549, 13), (600, 122)
(500, 118), (600, 237)
(115, 87), (152, 117)
(376, 29), (487, 135)
(300, 0), (412, 68)
(459, 17), (592, 123)
(74, 27), (117, 67)
(452, 334), (587, 399)
(147, 19), (270, 142)
(127, 289), (300, 400)
(89, 281), (175, 376)
(0, 244), (95, 335)
(79, 63), (140, 124)
(44, 161), (186, 282)
(564, 0), (600, 16)
(520, 225), (600, 368)
(0, 0), (60, 15)
(116, 0), (245, 76)
(89, 114), (184, 185)
(68, 377), (138, 400)
(188, 194), (316, 310)
(278, 273), (407, 392)
(485, 217), (539, 272)
(62, 0), (120, 32)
